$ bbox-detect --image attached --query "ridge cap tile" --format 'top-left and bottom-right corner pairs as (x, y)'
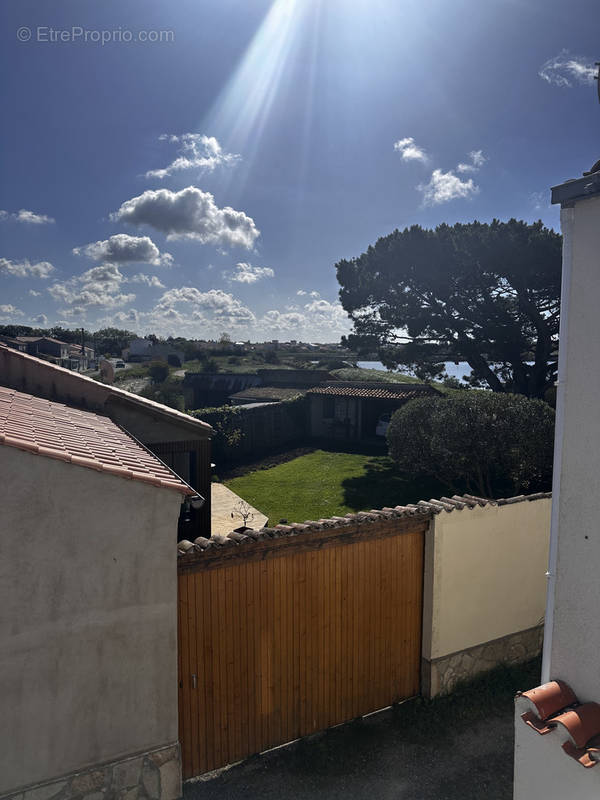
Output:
(177, 490), (552, 556)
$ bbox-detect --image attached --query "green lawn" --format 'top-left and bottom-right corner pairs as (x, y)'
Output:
(224, 449), (446, 526)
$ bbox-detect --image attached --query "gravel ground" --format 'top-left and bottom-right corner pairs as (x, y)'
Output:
(183, 697), (516, 800)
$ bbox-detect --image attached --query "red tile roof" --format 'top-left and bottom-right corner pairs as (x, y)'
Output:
(307, 381), (438, 400)
(0, 385), (194, 495)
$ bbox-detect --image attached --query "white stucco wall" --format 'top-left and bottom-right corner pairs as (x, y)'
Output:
(514, 692), (600, 798)
(422, 498), (551, 661)
(0, 446), (183, 794)
(544, 194), (600, 702)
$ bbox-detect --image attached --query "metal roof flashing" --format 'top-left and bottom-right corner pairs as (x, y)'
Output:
(551, 170), (600, 206)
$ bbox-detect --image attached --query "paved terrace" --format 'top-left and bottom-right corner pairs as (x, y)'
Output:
(211, 483), (268, 535)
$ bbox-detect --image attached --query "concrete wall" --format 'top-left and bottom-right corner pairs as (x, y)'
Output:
(422, 497), (551, 695)
(544, 195), (600, 700)
(513, 192), (600, 799)
(0, 446), (183, 797)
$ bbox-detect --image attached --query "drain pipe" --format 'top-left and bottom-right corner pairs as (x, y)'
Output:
(541, 204), (574, 684)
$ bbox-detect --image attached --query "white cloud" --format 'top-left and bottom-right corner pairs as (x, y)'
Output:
(157, 286), (256, 326)
(0, 258), (55, 278)
(49, 264), (135, 310)
(0, 209), (55, 225)
(103, 308), (140, 327)
(29, 289), (42, 297)
(96, 290), (352, 341)
(296, 289), (307, 296)
(129, 273), (165, 288)
(457, 150), (487, 173)
(111, 186), (260, 249)
(530, 191), (549, 211)
(146, 133), (240, 179)
(393, 137), (429, 163)
(32, 313), (48, 326)
(227, 262), (275, 284)
(255, 299), (350, 339)
(0, 304), (24, 317)
(418, 150), (485, 206)
(539, 50), (596, 87)
(418, 169), (479, 206)
(73, 234), (173, 266)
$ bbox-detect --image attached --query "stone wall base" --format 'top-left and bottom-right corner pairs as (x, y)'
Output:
(422, 625), (544, 698)
(2, 743), (181, 800)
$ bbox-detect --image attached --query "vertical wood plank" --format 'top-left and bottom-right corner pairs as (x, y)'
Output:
(177, 523), (425, 779)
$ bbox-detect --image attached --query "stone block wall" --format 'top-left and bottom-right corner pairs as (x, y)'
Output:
(2, 745), (181, 800)
(423, 625), (544, 697)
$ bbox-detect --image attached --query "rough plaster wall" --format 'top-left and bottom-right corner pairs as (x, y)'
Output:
(422, 499), (551, 660)
(0, 447), (182, 794)
(548, 195), (600, 703)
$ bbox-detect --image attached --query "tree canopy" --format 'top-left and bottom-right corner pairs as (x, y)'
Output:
(336, 219), (562, 398)
(387, 392), (555, 498)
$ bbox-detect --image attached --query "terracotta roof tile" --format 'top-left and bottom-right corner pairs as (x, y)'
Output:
(307, 381), (439, 400)
(517, 680), (600, 769)
(0, 385), (193, 495)
(229, 387), (305, 401)
(177, 491), (551, 558)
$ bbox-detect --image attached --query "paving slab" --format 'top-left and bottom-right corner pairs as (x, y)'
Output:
(211, 482), (268, 535)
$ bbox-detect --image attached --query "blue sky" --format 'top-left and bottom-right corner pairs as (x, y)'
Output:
(0, 0), (598, 341)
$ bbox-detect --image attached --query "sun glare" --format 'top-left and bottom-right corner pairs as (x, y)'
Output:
(202, 0), (312, 191)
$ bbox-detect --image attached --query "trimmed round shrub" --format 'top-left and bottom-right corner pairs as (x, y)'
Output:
(387, 392), (554, 498)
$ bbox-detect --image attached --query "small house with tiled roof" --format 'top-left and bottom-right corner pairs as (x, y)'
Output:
(0, 343), (214, 537)
(306, 381), (441, 441)
(0, 384), (190, 798)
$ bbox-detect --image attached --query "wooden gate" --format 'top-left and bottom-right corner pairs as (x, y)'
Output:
(177, 516), (426, 778)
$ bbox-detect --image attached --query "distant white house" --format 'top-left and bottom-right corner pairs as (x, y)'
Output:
(123, 337), (184, 364)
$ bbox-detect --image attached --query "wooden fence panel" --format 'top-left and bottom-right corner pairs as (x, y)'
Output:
(178, 520), (425, 778)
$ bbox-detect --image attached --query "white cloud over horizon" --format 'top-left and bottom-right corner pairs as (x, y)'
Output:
(0, 304), (24, 318)
(49, 264), (136, 312)
(92, 285), (351, 341)
(111, 186), (260, 249)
